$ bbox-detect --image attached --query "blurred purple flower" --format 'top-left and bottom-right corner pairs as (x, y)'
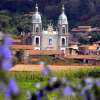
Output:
(81, 87), (95, 100)
(35, 91), (42, 100)
(2, 60), (12, 71)
(3, 35), (12, 46)
(49, 77), (57, 85)
(2, 46), (12, 60)
(84, 78), (94, 89)
(5, 87), (11, 100)
(42, 67), (49, 76)
(96, 79), (100, 87)
(63, 86), (75, 97)
(9, 79), (19, 95)
(0, 48), (3, 58)
(42, 66), (51, 76)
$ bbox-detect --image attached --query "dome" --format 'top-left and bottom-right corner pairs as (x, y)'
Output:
(58, 5), (68, 25)
(32, 4), (42, 24)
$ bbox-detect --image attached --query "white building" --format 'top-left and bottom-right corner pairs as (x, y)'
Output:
(32, 4), (69, 52)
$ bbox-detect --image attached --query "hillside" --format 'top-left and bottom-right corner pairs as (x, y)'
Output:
(0, 0), (100, 27)
(0, 0), (100, 43)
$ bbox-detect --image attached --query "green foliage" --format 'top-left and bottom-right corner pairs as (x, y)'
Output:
(3, 67), (100, 100)
(0, 0), (100, 43)
(0, 10), (32, 35)
(8, 67), (100, 82)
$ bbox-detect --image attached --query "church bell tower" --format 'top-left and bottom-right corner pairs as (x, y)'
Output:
(32, 4), (42, 50)
(58, 5), (69, 52)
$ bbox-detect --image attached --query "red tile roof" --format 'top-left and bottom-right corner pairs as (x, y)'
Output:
(25, 50), (62, 55)
(11, 45), (33, 50)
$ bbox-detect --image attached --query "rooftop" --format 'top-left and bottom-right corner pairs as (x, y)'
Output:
(25, 50), (62, 56)
(11, 45), (33, 50)
(10, 64), (97, 72)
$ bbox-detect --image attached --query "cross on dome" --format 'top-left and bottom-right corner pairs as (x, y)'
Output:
(58, 5), (68, 25)
(62, 5), (65, 13)
(35, 3), (38, 12)
(32, 3), (42, 24)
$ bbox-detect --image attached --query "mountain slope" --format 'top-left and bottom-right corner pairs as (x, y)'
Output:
(0, 0), (100, 27)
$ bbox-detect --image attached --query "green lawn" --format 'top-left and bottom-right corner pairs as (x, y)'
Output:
(0, 67), (100, 100)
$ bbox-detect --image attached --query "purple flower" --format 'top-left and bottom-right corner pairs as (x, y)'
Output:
(9, 79), (19, 95)
(35, 91), (42, 100)
(84, 78), (94, 89)
(63, 86), (75, 96)
(42, 66), (51, 76)
(96, 79), (100, 87)
(81, 87), (95, 100)
(3, 35), (12, 46)
(42, 67), (49, 76)
(5, 87), (11, 100)
(49, 77), (57, 85)
(2, 60), (12, 71)
(0, 46), (3, 57)
(2, 46), (12, 60)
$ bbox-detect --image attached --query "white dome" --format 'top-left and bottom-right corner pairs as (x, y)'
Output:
(32, 4), (42, 24)
(58, 5), (68, 25)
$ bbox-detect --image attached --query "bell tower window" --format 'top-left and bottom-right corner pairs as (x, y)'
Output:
(36, 37), (39, 45)
(61, 38), (66, 46)
(48, 38), (53, 45)
(34, 36), (40, 46)
(36, 27), (39, 33)
(62, 27), (66, 34)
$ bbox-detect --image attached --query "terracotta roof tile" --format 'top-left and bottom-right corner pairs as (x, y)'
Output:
(25, 50), (62, 55)
(11, 45), (33, 50)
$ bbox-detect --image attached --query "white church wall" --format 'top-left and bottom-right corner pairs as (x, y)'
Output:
(41, 34), (58, 50)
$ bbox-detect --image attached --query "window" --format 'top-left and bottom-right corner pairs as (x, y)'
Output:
(36, 27), (39, 33)
(62, 27), (66, 34)
(62, 38), (65, 46)
(36, 37), (39, 45)
(48, 38), (53, 45)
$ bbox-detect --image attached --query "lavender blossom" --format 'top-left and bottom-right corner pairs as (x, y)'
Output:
(81, 87), (95, 100)
(42, 67), (49, 76)
(35, 91), (42, 100)
(48, 77), (58, 85)
(9, 79), (19, 95)
(84, 78), (94, 89)
(41, 65), (51, 76)
(96, 79), (100, 87)
(2, 59), (12, 71)
(2, 46), (12, 60)
(63, 86), (75, 97)
(5, 87), (11, 100)
(3, 35), (12, 47)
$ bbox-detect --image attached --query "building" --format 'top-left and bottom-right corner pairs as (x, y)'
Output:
(32, 4), (69, 52)
(71, 26), (100, 43)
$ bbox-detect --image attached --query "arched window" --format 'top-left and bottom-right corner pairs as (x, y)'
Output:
(49, 38), (53, 45)
(62, 27), (66, 34)
(36, 37), (39, 45)
(62, 38), (65, 46)
(36, 27), (39, 33)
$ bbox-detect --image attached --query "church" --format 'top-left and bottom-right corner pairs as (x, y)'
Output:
(32, 4), (69, 52)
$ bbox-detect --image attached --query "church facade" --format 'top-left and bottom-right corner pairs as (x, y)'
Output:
(32, 4), (69, 52)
